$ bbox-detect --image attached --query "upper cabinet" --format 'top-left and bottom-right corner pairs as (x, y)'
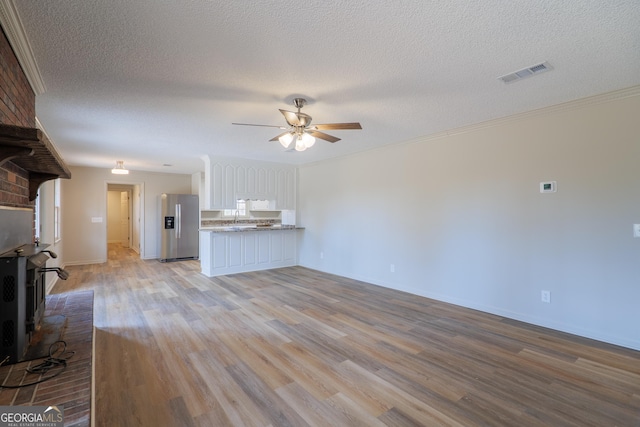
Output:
(205, 158), (296, 210)
(275, 169), (295, 210)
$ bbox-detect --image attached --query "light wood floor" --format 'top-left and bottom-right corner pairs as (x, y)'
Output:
(51, 243), (640, 426)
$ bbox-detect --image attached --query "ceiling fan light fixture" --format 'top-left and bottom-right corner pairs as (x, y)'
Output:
(111, 160), (129, 174)
(302, 132), (316, 148)
(279, 132), (294, 148)
(302, 132), (315, 148)
(295, 136), (307, 151)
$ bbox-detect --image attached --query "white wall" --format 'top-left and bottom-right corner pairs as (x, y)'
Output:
(192, 171), (204, 208)
(61, 166), (193, 264)
(298, 89), (640, 350)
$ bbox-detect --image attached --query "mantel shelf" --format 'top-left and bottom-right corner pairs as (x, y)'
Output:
(0, 123), (72, 200)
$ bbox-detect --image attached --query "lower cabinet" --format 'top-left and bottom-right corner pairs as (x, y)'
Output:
(200, 230), (297, 277)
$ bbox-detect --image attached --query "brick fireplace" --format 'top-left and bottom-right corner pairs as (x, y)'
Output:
(1, 26), (35, 211)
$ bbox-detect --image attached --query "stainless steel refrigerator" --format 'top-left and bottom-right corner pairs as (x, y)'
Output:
(160, 194), (199, 262)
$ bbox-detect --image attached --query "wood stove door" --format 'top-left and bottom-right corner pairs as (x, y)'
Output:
(0, 257), (28, 363)
(26, 268), (46, 333)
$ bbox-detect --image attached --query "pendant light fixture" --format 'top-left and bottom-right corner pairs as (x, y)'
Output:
(111, 160), (129, 174)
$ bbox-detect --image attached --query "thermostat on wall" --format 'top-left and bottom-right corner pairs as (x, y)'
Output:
(540, 181), (557, 193)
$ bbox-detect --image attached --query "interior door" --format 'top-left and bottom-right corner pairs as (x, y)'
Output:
(120, 191), (130, 248)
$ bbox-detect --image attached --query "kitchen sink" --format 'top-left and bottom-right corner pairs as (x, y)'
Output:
(227, 225), (257, 230)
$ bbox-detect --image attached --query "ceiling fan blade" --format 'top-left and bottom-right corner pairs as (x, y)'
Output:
(308, 130), (341, 143)
(279, 109), (312, 127)
(279, 109), (301, 126)
(232, 123), (285, 128)
(313, 122), (362, 130)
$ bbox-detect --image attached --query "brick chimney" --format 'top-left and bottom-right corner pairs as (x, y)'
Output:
(1, 26), (36, 209)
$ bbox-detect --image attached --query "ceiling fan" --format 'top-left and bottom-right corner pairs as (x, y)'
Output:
(232, 98), (362, 151)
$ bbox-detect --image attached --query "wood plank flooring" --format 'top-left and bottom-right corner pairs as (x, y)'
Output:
(51, 243), (640, 426)
(0, 291), (93, 427)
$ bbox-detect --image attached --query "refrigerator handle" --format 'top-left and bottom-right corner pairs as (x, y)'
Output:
(176, 203), (181, 239)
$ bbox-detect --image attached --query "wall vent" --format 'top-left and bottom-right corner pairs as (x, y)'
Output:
(499, 61), (553, 84)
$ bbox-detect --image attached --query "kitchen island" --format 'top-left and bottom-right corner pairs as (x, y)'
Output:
(199, 225), (303, 277)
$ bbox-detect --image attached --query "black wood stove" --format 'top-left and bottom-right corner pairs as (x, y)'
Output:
(0, 244), (59, 364)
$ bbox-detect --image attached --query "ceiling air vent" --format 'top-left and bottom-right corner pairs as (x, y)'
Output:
(499, 61), (553, 84)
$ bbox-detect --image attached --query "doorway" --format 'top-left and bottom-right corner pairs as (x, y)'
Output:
(107, 183), (142, 258)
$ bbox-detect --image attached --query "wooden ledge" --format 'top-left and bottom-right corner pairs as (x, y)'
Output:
(0, 123), (71, 200)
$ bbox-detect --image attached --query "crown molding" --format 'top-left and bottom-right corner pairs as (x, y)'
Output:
(0, 0), (46, 95)
(399, 85), (640, 147)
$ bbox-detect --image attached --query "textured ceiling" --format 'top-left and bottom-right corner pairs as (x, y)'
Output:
(10, 0), (640, 174)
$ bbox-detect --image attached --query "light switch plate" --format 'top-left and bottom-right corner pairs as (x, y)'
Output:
(634, 224), (640, 238)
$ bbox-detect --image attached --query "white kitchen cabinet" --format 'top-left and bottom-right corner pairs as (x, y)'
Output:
(235, 165), (246, 195)
(247, 167), (257, 195)
(274, 169), (296, 210)
(228, 233), (242, 267)
(211, 233), (227, 268)
(243, 232), (257, 266)
(267, 169), (277, 198)
(210, 163), (224, 209)
(205, 158), (296, 210)
(275, 170), (286, 210)
(270, 231), (283, 262)
(257, 232), (270, 264)
(245, 167), (275, 200)
(257, 168), (267, 196)
(199, 229), (299, 277)
(223, 165), (235, 209)
(208, 163), (237, 210)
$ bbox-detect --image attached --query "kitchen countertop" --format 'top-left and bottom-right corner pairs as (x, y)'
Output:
(199, 225), (303, 233)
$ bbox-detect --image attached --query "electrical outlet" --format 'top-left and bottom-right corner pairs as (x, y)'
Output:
(320, 252), (324, 259)
(390, 264), (395, 273)
(541, 290), (551, 303)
